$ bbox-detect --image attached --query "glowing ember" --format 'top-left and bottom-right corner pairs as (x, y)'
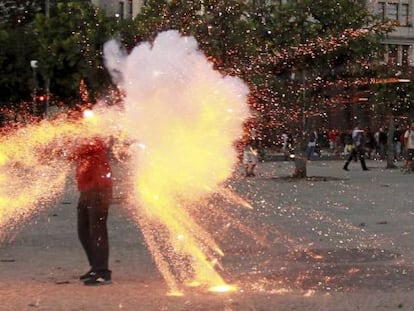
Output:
(82, 109), (95, 120)
(166, 291), (184, 297)
(208, 284), (238, 293)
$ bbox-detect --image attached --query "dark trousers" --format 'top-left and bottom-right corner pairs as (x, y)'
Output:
(77, 189), (112, 275)
(344, 147), (368, 170)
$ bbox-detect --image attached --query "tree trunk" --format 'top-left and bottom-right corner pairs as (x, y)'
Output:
(293, 133), (307, 178)
(386, 117), (397, 169)
(293, 156), (307, 178)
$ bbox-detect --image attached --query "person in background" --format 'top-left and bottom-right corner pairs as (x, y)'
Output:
(400, 123), (409, 163)
(281, 130), (289, 159)
(343, 130), (353, 158)
(305, 129), (318, 161)
(378, 127), (388, 159)
(281, 129), (294, 161)
(393, 124), (403, 161)
(403, 122), (414, 174)
(328, 128), (339, 155)
(364, 127), (375, 160)
(343, 124), (369, 171)
(242, 142), (258, 177)
(68, 112), (113, 286)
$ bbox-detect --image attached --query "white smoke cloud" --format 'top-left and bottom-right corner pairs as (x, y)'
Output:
(103, 39), (127, 86)
(104, 30), (250, 198)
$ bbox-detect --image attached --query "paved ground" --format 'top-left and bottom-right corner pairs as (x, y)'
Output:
(1, 159), (414, 311)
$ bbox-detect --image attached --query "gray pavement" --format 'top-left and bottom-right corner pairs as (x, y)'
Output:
(1, 159), (414, 311)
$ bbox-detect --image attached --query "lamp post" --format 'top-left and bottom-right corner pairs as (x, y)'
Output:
(30, 60), (38, 88)
(44, 0), (50, 118)
(45, 0), (50, 18)
(30, 60), (39, 105)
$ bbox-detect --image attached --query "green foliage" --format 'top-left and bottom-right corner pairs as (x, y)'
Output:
(0, 0), (41, 28)
(32, 0), (116, 104)
(0, 28), (37, 103)
(0, 0), (119, 107)
(0, 0), (395, 130)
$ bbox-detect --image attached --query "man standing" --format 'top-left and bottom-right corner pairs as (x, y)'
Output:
(70, 135), (113, 285)
(242, 142), (258, 177)
(305, 129), (318, 161)
(328, 128), (339, 154)
(343, 124), (369, 171)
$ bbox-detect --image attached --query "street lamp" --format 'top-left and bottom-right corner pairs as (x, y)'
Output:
(30, 60), (38, 85)
(30, 60), (39, 103)
(30, 59), (50, 118)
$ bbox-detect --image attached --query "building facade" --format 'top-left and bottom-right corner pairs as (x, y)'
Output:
(370, 0), (414, 67)
(90, 0), (145, 19)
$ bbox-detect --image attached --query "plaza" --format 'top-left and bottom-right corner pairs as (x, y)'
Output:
(1, 159), (413, 311)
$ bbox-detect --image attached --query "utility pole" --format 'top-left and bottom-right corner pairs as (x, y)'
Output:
(45, 0), (50, 18)
(45, 0), (50, 118)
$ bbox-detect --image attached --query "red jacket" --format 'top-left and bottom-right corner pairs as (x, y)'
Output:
(71, 137), (113, 192)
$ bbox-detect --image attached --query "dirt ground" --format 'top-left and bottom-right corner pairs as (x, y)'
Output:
(1, 159), (414, 311)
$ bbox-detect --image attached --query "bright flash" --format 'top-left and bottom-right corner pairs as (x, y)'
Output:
(82, 109), (99, 126)
(208, 284), (238, 293)
(166, 291), (184, 297)
(83, 109), (94, 119)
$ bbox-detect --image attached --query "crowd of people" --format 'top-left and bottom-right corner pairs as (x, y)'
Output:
(280, 123), (414, 166)
(330, 123), (414, 173)
(241, 122), (414, 177)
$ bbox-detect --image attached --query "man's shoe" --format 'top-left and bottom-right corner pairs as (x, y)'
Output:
(343, 166), (349, 171)
(84, 274), (112, 286)
(363, 168), (369, 171)
(79, 270), (95, 281)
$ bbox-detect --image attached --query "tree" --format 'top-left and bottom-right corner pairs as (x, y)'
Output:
(0, 0), (43, 105)
(0, 0), (42, 28)
(249, 0), (391, 177)
(32, 0), (117, 106)
(0, 27), (38, 105)
(130, 0), (392, 177)
(0, 0), (394, 144)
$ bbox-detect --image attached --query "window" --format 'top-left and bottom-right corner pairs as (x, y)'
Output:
(400, 3), (409, 26)
(377, 2), (386, 21)
(386, 3), (398, 21)
(377, 2), (410, 26)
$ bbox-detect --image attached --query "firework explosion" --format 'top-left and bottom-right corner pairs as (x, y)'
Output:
(104, 30), (251, 294)
(0, 30), (251, 294)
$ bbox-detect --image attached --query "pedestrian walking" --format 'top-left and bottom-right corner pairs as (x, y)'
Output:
(343, 124), (369, 171)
